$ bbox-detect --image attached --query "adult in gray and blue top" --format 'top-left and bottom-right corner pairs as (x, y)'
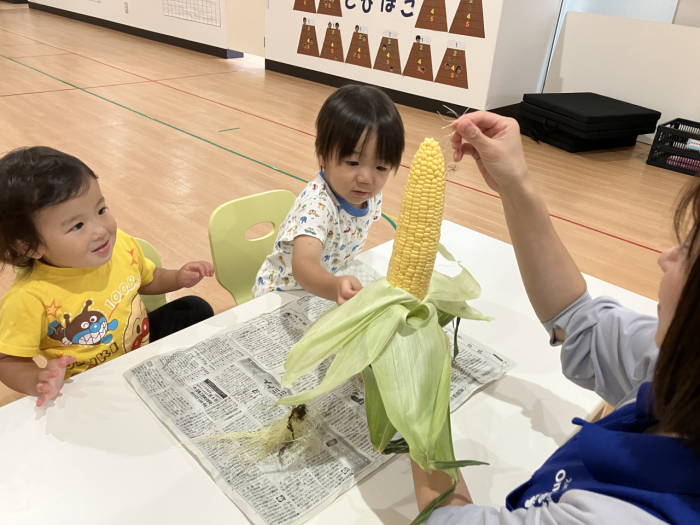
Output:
(412, 111), (700, 525)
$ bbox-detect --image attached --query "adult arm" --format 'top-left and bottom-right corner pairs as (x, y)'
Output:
(451, 113), (587, 339)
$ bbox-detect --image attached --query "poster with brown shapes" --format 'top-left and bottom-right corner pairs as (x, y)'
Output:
(415, 0), (448, 32)
(320, 22), (344, 62)
(317, 0), (342, 16)
(293, 0), (315, 14)
(402, 35), (433, 81)
(449, 0), (485, 38)
(346, 25), (372, 68)
(373, 30), (401, 75)
(297, 18), (320, 57)
(435, 41), (468, 89)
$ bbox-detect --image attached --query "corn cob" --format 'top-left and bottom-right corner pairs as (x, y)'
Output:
(387, 138), (446, 300)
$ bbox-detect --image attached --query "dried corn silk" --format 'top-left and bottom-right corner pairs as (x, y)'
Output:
(195, 405), (323, 466)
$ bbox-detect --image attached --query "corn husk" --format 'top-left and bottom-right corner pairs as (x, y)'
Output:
(276, 248), (490, 478)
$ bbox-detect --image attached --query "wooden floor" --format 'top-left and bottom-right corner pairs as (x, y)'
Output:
(0, 4), (692, 402)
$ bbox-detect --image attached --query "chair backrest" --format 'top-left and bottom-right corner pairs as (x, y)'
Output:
(135, 238), (168, 313)
(208, 190), (296, 305)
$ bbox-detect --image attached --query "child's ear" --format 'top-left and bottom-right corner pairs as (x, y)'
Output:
(13, 240), (43, 260)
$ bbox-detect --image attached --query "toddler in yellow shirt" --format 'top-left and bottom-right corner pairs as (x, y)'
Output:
(0, 147), (215, 407)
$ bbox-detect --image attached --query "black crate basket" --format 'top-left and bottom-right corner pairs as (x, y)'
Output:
(647, 118), (700, 176)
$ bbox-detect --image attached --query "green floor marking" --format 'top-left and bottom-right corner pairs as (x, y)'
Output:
(0, 53), (397, 229)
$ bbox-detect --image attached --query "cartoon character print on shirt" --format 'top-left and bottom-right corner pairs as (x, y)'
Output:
(47, 300), (118, 346)
(124, 294), (150, 352)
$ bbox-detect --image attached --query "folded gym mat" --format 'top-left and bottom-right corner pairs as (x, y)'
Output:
(522, 93), (661, 133)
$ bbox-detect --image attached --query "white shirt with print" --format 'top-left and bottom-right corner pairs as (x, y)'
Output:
(253, 172), (382, 297)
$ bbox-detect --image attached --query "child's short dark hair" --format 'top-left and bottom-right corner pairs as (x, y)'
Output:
(315, 85), (405, 170)
(0, 147), (97, 270)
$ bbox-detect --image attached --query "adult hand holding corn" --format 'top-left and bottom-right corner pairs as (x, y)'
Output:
(450, 112), (529, 194)
(451, 111), (587, 327)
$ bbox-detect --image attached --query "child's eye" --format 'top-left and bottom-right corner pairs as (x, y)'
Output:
(70, 222), (84, 232)
(345, 161), (359, 167)
(376, 166), (388, 172)
(98, 207), (108, 215)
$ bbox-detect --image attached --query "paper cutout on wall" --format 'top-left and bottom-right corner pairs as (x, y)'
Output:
(346, 26), (372, 68)
(321, 23), (344, 62)
(435, 40), (467, 89)
(415, 0), (447, 32)
(297, 18), (320, 57)
(403, 35), (433, 81)
(317, 0), (342, 16)
(293, 0), (315, 13)
(373, 31), (401, 75)
(449, 0), (485, 38)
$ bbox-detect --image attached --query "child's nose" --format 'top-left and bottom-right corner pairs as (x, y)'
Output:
(93, 225), (108, 238)
(357, 168), (372, 184)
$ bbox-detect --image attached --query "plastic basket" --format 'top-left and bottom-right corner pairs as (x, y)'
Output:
(647, 118), (700, 176)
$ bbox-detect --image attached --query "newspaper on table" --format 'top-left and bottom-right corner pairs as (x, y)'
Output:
(125, 261), (516, 525)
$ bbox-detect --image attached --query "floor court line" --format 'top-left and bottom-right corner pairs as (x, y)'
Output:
(0, 51), (398, 228)
(0, 29), (661, 251)
(446, 179), (662, 254)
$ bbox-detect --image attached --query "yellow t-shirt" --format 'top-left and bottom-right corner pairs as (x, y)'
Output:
(0, 230), (156, 376)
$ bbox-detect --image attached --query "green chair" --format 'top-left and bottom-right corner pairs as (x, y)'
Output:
(209, 190), (296, 305)
(135, 238), (168, 313)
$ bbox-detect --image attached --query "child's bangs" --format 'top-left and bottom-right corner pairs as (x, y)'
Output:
(325, 118), (404, 169)
(315, 85), (405, 169)
(373, 114), (405, 169)
(33, 164), (96, 212)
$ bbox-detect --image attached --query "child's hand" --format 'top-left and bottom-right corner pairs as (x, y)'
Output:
(336, 275), (362, 305)
(177, 261), (215, 288)
(36, 355), (76, 407)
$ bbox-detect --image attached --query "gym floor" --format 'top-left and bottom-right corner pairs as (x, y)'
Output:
(0, 2), (690, 401)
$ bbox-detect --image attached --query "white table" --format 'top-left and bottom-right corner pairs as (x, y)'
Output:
(0, 221), (658, 525)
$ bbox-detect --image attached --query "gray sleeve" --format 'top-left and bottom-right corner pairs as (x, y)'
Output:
(542, 292), (658, 407)
(426, 491), (666, 525)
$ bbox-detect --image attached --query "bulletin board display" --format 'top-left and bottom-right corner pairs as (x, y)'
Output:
(266, 0), (504, 110)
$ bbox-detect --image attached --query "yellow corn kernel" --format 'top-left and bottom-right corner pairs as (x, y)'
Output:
(386, 138), (446, 300)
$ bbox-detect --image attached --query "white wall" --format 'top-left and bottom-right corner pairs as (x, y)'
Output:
(561, 0), (677, 21)
(675, 0), (700, 28)
(484, 0), (561, 109)
(547, 0), (678, 74)
(32, 0), (229, 49)
(226, 0), (264, 56)
(545, 12), (700, 142)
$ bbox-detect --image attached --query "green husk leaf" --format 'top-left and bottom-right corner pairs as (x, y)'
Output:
(453, 317), (460, 359)
(372, 304), (452, 470)
(428, 409), (488, 479)
(280, 279), (418, 387)
(277, 305), (405, 406)
(382, 437), (410, 455)
(436, 243), (459, 263)
(431, 408), (459, 481)
(427, 244), (492, 322)
(425, 269), (491, 321)
(410, 483), (457, 525)
(437, 310), (456, 327)
(433, 460), (489, 469)
(362, 366), (397, 451)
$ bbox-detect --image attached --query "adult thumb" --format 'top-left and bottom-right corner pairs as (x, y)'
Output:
(462, 121), (486, 144)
